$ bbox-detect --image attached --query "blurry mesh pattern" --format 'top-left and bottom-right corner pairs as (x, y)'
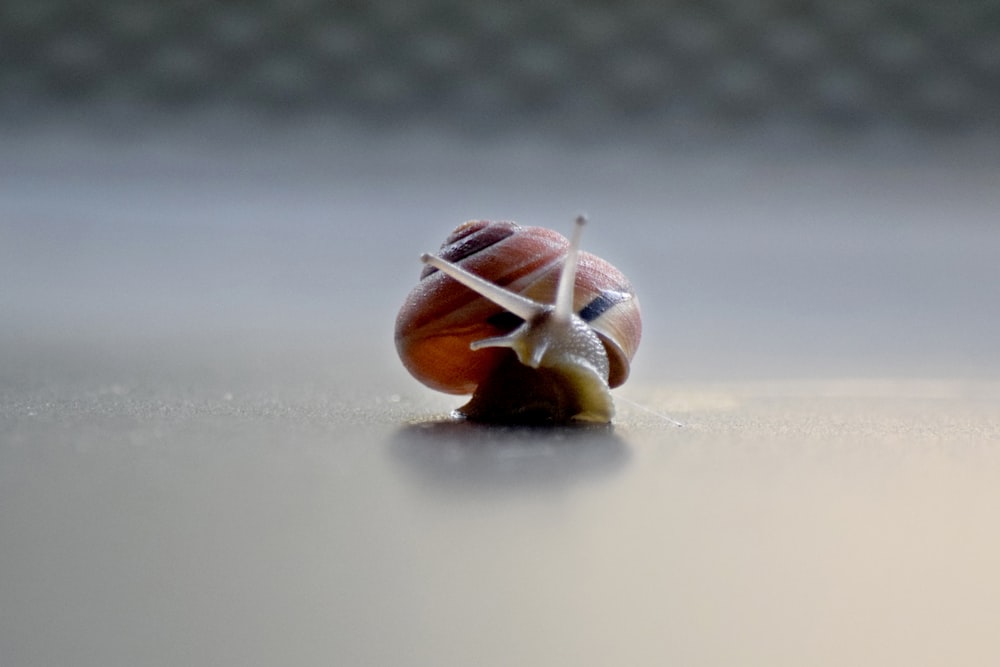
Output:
(3, 0), (999, 131)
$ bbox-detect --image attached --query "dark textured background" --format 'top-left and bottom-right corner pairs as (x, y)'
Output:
(3, 0), (999, 136)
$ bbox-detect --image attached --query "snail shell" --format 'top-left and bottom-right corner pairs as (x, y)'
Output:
(395, 219), (641, 423)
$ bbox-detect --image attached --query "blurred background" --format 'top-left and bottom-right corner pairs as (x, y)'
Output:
(3, 0), (1000, 134)
(2, 0), (999, 382)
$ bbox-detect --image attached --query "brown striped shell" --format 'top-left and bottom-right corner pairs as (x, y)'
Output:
(394, 220), (641, 397)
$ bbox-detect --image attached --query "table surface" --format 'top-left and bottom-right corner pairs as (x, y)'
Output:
(2, 120), (1000, 666)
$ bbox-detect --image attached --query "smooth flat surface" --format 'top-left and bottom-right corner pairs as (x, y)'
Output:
(3, 338), (999, 667)
(3, 121), (1000, 666)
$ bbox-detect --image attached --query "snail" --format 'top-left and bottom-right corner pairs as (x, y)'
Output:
(395, 216), (641, 424)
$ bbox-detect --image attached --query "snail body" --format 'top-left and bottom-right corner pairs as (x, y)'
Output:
(395, 217), (641, 423)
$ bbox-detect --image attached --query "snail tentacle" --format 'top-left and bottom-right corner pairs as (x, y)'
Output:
(397, 217), (640, 423)
(554, 214), (586, 321)
(419, 252), (545, 321)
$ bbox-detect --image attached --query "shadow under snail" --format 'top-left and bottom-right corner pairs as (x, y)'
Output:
(394, 216), (641, 424)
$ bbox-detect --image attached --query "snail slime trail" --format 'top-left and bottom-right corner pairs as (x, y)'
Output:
(395, 216), (642, 424)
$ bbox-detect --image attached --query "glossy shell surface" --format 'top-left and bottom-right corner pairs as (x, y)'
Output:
(395, 220), (641, 395)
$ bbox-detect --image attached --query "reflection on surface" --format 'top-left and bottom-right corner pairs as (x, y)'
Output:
(389, 419), (629, 495)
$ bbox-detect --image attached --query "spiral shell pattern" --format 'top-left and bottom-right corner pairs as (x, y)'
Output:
(395, 220), (641, 395)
